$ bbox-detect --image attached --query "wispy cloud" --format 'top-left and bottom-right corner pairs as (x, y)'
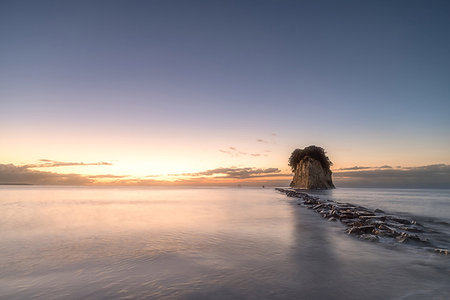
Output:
(336, 165), (393, 171)
(5, 160), (446, 188)
(0, 164), (92, 185)
(0, 161), (117, 185)
(173, 167), (287, 179)
(87, 174), (128, 179)
(0, 162), (289, 186)
(218, 147), (266, 157)
(219, 147), (248, 157)
(25, 159), (112, 168)
(257, 133), (277, 144)
(337, 166), (371, 171)
(334, 164), (450, 188)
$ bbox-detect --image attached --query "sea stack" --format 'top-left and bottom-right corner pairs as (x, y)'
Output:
(289, 145), (335, 189)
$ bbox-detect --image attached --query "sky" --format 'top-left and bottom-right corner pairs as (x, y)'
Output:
(1, 0), (449, 187)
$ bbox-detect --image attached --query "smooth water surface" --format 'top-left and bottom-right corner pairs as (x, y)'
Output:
(307, 188), (450, 249)
(306, 188), (450, 221)
(0, 186), (449, 299)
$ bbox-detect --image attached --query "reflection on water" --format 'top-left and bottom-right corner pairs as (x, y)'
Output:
(0, 186), (449, 299)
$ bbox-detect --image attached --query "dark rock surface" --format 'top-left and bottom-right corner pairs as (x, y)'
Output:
(288, 146), (335, 189)
(290, 157), (335, 189)
(276, 188), (448, 255)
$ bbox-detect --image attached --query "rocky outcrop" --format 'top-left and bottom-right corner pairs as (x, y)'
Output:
(290, 156), (335, 189)
(276, 188), (448, 255)
(288, 146), (335, 189)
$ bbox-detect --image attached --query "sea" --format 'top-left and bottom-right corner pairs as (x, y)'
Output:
(0, 186), (449, 299)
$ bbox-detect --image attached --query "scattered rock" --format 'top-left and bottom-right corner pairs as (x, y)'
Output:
(434, 248), (448, 255)
(359, 215), (386, 221)
(276, 188), (437, 248)
(313, 204), (324, 210)
(356, 211), (375, 217)
(387, 216), (414, 225)
(359, 234), (379, 242)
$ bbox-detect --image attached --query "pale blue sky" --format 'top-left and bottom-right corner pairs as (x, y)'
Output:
(1, 0), (449, 182)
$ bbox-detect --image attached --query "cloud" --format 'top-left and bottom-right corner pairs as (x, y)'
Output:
(337, 166), (371, 171)
(333, 164), (450, 188)
(257, 134), (277, 144)
(173, 167), (287, 179)
(336, 165), (393, 171)
(219, 147), (241, 156)
(25, 159), (112, 168)
(219, 147), (263, 158)
(96, 178), (175, 186)
(0, 162), (121, 185)
(0, 163), (92, 185)
(4, 159), (447, 188)
(95, 167), (290, 186)
(402, 165), (445, 170)
(0, 162), (290, 186)
(87, 174), (128, 179)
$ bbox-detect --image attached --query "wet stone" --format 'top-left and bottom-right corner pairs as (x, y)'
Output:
(358, 225), (375, 233)
(434, 248), (448, 255)
(356, 211), (375, 217)
(359, 215), (385, 221)
(387, 216), (414, 225)
(345, 227), (361, 235)
(313, 204), (324, 210)
(276, 188), (438, 250)
(359, 234), (379, 242)
(399, 225), (422, 233)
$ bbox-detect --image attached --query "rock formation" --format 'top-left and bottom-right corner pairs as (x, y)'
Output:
(276, 188), (448, 255)
(289, 145), (335, 189)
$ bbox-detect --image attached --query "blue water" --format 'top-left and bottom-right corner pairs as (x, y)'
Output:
(0, 186), (449, 299)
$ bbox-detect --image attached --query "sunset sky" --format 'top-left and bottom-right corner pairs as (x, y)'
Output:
(1, 1), (449, 187)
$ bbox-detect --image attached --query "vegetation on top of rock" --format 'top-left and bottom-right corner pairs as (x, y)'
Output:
(288, 145), (333, 172)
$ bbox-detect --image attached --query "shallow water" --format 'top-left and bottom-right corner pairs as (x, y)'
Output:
(0, 186), (449, 299)
(306, 188), (450, 222)
(306, 188), (450, 250)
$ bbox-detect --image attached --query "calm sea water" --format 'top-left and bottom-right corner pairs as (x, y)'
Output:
(0, 186), (449, 299)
